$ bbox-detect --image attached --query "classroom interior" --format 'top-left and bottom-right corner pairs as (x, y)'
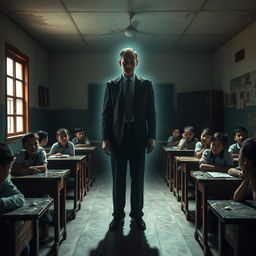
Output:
(1, 1), (256, 256)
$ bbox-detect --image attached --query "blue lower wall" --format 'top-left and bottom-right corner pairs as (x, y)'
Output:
(0, 107), (90, 152)
(47, 108), (89, 144)
(224, 106), (256, 141)
(2, 103), (255, 154)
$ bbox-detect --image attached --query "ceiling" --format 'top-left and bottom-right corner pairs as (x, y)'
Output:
(1, 0), (256, 52)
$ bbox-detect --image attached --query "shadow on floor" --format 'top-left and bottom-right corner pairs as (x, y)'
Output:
(89, 221), (160, 256)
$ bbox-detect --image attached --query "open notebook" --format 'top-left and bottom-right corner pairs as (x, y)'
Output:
(48, 154), (69, 158)
(207, 172), (232, 178)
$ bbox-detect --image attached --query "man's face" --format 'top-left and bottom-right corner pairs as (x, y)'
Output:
(234, 131), (248, 146)
(119, 51), (138, 77)
(23, 137), (39, 155)
(76, 131), (85, 141)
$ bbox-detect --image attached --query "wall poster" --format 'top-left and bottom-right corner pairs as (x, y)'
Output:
(225, 71), (256, 109)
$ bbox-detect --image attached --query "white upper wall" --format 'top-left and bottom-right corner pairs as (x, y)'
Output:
(50, 50), (214, 109)
(0, 12), (49, 107)
(214, 20), (256, 91)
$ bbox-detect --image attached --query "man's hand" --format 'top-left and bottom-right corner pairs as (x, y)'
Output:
(102, 140), (111, 155)
(147, 139), (155, 153)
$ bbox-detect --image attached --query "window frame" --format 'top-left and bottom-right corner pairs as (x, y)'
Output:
(5, 44), (29, 142)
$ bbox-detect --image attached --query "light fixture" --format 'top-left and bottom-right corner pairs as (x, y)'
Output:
(124, 25), (137, 37)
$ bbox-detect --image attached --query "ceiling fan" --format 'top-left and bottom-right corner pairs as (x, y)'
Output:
(90, 12), (154, 38)
(122, 12), (140, 37)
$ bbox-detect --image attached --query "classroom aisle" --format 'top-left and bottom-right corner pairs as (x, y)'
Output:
(57, 168), (203, 256)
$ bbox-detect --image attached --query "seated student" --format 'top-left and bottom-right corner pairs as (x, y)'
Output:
(195, 128), (212, 159)
(0, 143), (25, 212)
(36, 130), (49, 148)
(167, 128), (181, 147)
(228, 127), (248, 178)
(12, 132), (47, 176)
(178, 126), (198, 150)
(228, 127), (248, 158)
(226, 138), (256, 255)
(0, 143), (28, 255)
(233, 138), (256, 201)
(71, 128), (91, 147)
(200, 132), (234, 172)
(49, 128), (75, 156)
(11, 133), (51, 242)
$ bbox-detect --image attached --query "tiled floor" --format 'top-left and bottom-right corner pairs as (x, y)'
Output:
(55, 168), (203, 256)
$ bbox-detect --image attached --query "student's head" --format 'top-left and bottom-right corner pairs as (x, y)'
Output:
(172, 128), (181, 139)
(239, 138), (256, 170)
(0, 143), (15, 181)
(56, 128), (70, 146)
(210, 132), (228, 156)
(21, 132), (40, 155)
(200, 128), (212, 145)
(183, 126), (195, 141)
(119, 48), (138, 77)
(233, 127), (248, 146)
(74, 128), (85, 140)
(36, 130), (48, 147)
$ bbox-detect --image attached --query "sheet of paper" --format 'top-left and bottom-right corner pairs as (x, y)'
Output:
(207, 172), (232, 178)
(48, 154), (69, 158)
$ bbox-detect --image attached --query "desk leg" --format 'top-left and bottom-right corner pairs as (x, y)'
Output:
(92, 151), (96, 182)
(181, 163), (191, 220)
(31, 219), (39, 256)
(9, 222), (16, 256)
(202, 191), (209, 256)
(218, 220), (227, 256)
(87, 153), (92, 188)
(78, 167), (82, 210)
(70, 170), (79, 220)
(61, 183), (67, 240)
(181, 163), (185, 211)
(175, 159), (181, 202)
(80, 160), (86, 199)
(53, 184), (60, 252)
(194, 181), (200, 241)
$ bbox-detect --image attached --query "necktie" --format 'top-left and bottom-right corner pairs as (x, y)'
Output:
(124, 79), (133, 121)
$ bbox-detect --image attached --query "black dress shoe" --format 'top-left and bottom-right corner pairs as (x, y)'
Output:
(133, 218), (146, 231)
(109, 218), (124, 231)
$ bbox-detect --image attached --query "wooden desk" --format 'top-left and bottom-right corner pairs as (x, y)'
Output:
(208, 200), (256, 256)
(191, 171), (242, 256)
(176, 156), (200, 220)
(174, 156), (199, 202)
(47, 156), (86, 218)
(0, 198), (53, 256)
(11, 169), (70, 254)
(161, 146), (194, 191)
(75, 146), (97, 189)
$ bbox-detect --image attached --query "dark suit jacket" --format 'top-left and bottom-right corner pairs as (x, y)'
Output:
(102, 74), (156, 150)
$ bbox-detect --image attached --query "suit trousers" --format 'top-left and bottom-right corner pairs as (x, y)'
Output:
(111, 123), (145, 219)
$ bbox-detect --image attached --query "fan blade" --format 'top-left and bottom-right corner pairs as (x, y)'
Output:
(137, 30), (172, 36)
(136, 30), (155, 36)
(84, 30), (123, 36)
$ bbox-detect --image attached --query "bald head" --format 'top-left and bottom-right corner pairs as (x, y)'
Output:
(119, 48), (138, 77)
(119, 48), (138, 61)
